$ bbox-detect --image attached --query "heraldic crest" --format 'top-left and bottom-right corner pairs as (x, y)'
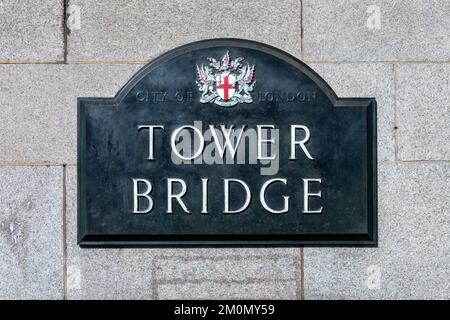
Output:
(196, 51), (256, 107)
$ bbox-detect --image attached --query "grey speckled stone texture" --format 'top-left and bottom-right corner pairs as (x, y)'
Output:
(154, 250), (301, 299)
(0, 1), (64, 62)
(66, 0), (301, 62)
(309, 63), (394, 161)
(303, 0), (450, 61)
(0, 166), (63, 299)
(157, 281), (298, 300)
(0, 64), (142, 164)
(304, 162), (450, 299)
(397, 64), (450, 160)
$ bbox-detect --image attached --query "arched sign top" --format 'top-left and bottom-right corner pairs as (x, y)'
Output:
(111, 38), (373, 107)
(77, 38), (377, 247)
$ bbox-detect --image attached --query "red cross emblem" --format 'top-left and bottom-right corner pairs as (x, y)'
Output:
(216, 74), (236, 101)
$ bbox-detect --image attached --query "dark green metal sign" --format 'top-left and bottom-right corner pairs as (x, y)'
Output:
(78, 39), (377, 247)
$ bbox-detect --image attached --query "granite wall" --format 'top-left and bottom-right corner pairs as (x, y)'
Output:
(0, 0), (448, 299)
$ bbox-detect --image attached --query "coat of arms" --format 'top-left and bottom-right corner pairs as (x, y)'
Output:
(196, 51), (255, 107)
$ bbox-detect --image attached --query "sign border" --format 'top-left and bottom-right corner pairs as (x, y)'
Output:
(77, 38), (377, 247)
